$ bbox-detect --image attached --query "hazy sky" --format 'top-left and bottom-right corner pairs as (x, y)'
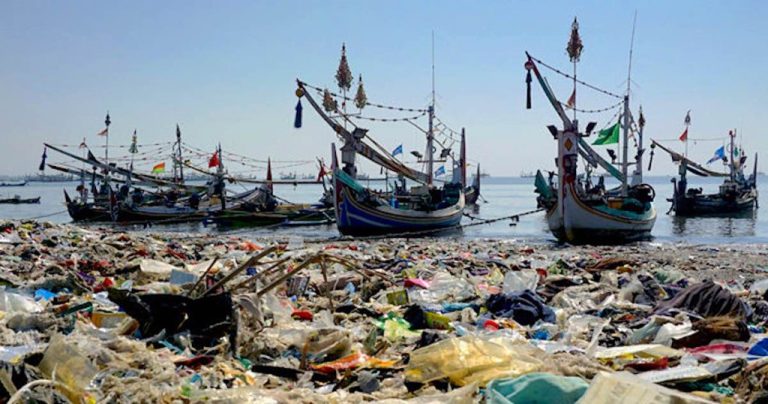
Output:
(1, 1), (766, 177)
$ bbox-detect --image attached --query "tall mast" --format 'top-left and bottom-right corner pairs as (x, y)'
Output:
(129, 129), (137, 187)
(621, 95), (630, 196)
(730, 129), (736, 181)
(426, 31), (436, 186)
(625, 11), (637, 189)
(176, 124), (184, 184)
(104, 112), (111, 171)
(636, 107), (645, 185)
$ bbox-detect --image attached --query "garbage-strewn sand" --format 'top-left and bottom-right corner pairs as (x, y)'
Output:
(1, 220), (767, 402)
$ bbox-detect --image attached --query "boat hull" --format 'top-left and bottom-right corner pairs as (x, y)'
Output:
(333, 172), (464, 237)
(0, 197), (40, 204)
(671, 189), (758, 217)
(67, 202), (112, 221)
(547, 184), (656, 244)
(117, 205), (207, 224)
(205, 206), (334, 229)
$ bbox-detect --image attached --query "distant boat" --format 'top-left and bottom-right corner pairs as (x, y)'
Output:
(465, 164), (482, 205)
(0, 181), (27, 187)
(0, 195), (40, 204)
(650, 133), (757, 216)
(479, 171), (491, 178)
(520, 171), (535, 178)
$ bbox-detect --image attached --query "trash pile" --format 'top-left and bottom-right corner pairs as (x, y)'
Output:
(1, 220), (768, 402)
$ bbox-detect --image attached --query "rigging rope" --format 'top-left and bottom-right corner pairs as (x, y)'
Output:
(529, 54), (623, 99)
(560, 99), (624, 114)
(301, 82), (428, 112)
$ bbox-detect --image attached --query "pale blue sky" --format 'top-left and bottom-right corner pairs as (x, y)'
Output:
(1, 1), (766, 176)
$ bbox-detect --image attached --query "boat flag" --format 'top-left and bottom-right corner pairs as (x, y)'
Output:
(152, 162), (165, 174)
(706, 146), (726, 164)
(97, 127), (108, 136)
(316, 161), (327, 182)
(79, 138), (87, 149)
(392, 144), (403, 157)
(129, 130), (138, 154)
(38, 147), (47, 171)
(208, 151), (220, 168)
(680, 110), (691, 141)
(566, 89), (576, 109)
(592, 122), (620, 145)
(435, 165), (445, 177)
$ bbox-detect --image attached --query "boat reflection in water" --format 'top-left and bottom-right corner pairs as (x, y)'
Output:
(671, 212), (757, 238)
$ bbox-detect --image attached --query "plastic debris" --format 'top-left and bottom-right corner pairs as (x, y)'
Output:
(0, 219), (765, 401)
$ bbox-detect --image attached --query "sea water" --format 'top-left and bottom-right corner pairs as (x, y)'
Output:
(1, 176), (766, 244)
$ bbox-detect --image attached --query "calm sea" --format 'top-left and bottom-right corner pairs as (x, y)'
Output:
(1, 176), (766, 244)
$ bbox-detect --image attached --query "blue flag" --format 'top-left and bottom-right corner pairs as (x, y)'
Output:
(706, 146), (725, 164)
(392, 144), (403, 156)
(434, 165), (445, 177)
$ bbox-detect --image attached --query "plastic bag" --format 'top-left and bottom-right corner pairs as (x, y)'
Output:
(39, 334), (98, 399)
(405, 335), (542, 386)
(502, 269), (539, 293)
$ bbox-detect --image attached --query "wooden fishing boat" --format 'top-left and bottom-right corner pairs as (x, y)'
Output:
(0, 181), (27, 187)
(205, 205), (334, 229)
(0, 195), (40, 204)
(295, 44), (467, 236)
(330, 159), (464, 236)
(527, 18), (656, 244)
(650, 134), (758, 216)
(465, 165), (481, 205)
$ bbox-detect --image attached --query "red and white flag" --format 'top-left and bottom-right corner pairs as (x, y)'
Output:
(679, 128), (688, 142)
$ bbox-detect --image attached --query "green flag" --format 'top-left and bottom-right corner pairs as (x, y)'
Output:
(592, 122), (620, 146)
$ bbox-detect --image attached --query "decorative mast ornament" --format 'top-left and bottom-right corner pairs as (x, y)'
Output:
(335, 43), (353, 113)
(566, 17), (583, 119)
(322, 89), (337, 112)
(354, 74), (367, 111)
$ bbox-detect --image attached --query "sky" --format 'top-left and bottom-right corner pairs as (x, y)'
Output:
(1, 0), (766, 177)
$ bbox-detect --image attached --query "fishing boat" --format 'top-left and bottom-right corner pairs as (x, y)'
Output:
(520, 171), (535, 178)
(0, 181), (27, 187)
(294, 44), (466, 236)
(465, 164), (482, 205)
(650, 129), (758, 216)
(528, 18), (656, 244)
(0, 195), (40, 204)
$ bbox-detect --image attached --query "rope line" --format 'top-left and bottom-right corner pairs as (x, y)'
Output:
(302, 82), (428, 112)
(529, 54), (623, 99)
(560, 99), (624, 114)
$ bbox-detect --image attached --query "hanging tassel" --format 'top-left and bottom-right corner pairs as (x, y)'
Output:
(524, 60), (534, 110)
(38, 147), (47, 171)
(647, 147), (655, 171)
(294, 99), (303, 128)
(526, 69), (532, 109)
